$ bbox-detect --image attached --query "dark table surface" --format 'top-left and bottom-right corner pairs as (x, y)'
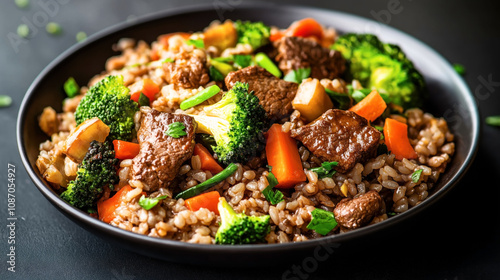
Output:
(1, 0), (499, 279)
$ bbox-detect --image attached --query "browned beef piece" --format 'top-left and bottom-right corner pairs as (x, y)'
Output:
(163, 49), (210, 89)
(131, 109), (196, 191)
(274, 36), (345, 80)
(290, 109), (381, 173)
(225, 66), (298, 120)
(334, 191), (383, 229)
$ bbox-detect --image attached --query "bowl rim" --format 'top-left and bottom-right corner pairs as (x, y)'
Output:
(17, 3), (480, 253)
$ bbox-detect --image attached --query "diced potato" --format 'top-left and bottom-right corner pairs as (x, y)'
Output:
(292, 78), (334, 122)
(63, 117), (110, 162)
(203, 21), (238, 51)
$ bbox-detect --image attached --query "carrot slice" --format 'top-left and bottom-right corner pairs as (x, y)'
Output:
(285, 18), (324, 40)
(184, 191), (220, 214)
(265, 124), (307, 189)
(349, 90), (387, 122)
(97, 185), (133, 223)
(129, 78), (160, 104)
(383, 118), (417, 160)
(193, 143), (223, 175)
(113, 140), (140, 160)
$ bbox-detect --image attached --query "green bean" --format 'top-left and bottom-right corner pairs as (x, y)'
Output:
(255, 52), (281, 78)
(175, 163), (238, 200)
(179, 85), (220, 110)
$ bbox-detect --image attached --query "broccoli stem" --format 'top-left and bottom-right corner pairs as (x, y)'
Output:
(175, 163), (238, 200)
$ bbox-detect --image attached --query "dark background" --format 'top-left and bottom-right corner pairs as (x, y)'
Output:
(1, 0), (499, 279)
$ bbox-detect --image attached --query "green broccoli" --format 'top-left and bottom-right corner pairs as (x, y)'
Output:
(190, 82), (267, 165)
(215, 197), (270, 244)
(75, 75), (138, 141)
(331, 33), (426, 109)
(60, 140), (119, 210)
(234, 20), (271, 50)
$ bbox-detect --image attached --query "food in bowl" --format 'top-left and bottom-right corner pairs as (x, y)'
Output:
(35, 18), (455, 244)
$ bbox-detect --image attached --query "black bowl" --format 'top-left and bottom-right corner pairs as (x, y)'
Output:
(17, 3), (479, 265)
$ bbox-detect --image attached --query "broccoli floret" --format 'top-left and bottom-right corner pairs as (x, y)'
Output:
(190, 82), (267, 165)
(215, 197), (270, 244)
(75, 75), (138, 141)
(60, 141), (119, 210)
(331, 33), (426, 109)
(234, 20), (271, 50)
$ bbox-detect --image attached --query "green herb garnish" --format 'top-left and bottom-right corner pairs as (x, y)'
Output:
(162, 57), (174, 63)
(453, 63), (466, 75)
(306, 208), (337, 235)
(138, 93), (150, 107)
(309, 161), (338, 179)
(138, 195), (168, 210)
(485, 115), (500, 127)
(46, 22), (62, 35)
(283, 67), (311, 84)
(324, 88), (352, 110)
(165, 122), (187, 138)
(209, 66), (224, 82)
(63, 77), (80, 98)
(0, 95), (13, 108)
(262, 172), (284, 205)
(411, 169), (423, 183)
(187, 39), (204, 49)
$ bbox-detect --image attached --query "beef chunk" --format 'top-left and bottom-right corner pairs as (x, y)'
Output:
(291, 109), (380, 173)
(334, 191), (383, 229)
(274, 36), (345, 80)
(163, 49), (210, 89)
(131, 109), (196, 191)
(225, 66), (298, 120)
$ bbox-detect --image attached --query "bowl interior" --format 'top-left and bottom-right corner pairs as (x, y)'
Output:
(17, 4), (479, 265)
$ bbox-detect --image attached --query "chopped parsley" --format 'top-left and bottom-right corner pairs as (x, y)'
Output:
(309, 161), (338, 179)
(186, 39), (204, 49)
(162, 57), (174, 63)
(138, 195), (168, 210)
(165, 122), (187, 138)
(452, 63), (466, 75)
(209, 66), (224, 82)
(306, 208), (337, 235)
(284, 67), (311, 84)
(324, 88), (351, 110)
(138, 93), (150, 107)
(63, 77), (80, 98)
(411, 169), (423, 183)
(262, 169), (284, 205)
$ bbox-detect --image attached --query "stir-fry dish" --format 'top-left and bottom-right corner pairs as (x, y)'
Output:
(36, 18), (455, 244)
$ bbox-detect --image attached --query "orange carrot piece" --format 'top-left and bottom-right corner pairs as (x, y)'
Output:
(184, 191), (220, 214)
(383, 118), (417, 160)
(193, 143), (223, 175)
(265, 124), (307, 189)
(285, 18), (324, 40)
(113, 140), (140, 160)
(349, 90), (387, 122)
(97, 185), (133, 223)
(129, 78), (160, 104)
